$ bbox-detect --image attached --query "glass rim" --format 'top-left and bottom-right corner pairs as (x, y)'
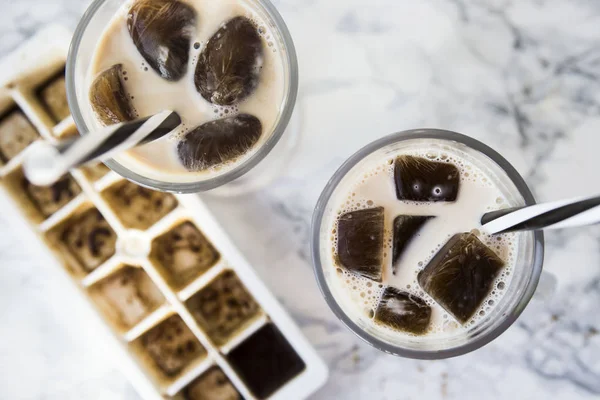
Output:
(66, 0), (299, 193)
(310, 128), (545, 359)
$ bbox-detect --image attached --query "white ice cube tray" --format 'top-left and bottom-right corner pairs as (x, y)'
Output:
(0, 25), (328, 400)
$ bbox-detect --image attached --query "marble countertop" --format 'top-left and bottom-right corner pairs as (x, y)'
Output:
(1, 0), (600, 399)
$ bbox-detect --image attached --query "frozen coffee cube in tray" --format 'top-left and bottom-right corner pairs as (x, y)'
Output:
(151, 221), (220, 290)
(36, 72), (70, 123)
(102, 180), (177, 230)
(3, 167), (81, 222)
(47, 207), (117, 276)
(0, 108), (39, 164)
(227, 323), (306, 399)
(89, 265), (165, 331)
(418, 233), (505, 323)
(135, 314), (206, 379)
(186, 270), (260, 346)
(180, 367), (242, 400)
(23, 174), (81, 217)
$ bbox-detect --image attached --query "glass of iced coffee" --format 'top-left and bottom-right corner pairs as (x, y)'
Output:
(67, 0), (298, 193)
(312, 129), (545, 359)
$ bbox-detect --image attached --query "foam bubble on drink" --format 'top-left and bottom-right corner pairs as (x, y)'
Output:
(325, 143), (522, 339)
(84, 0), (286, 183)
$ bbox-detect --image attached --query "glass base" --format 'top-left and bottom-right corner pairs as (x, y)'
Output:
(205, 106), (301, 197)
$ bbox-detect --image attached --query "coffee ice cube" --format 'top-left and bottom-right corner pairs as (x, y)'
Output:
(24, 172), (81, 217)
(183, 367), (241, 400)
(127, 0), (196, 81)
(102, 180), (177, 230)
(177, 114), (262, 171)
(418, 233), (505, 323)
(91, 265), (164, 330)
(141, 315), (206, 377)
(195, 16), (263, 105)
(151, 222), (220, 289)
(374, 287), (431, 335)
(336, 207), (384, 282)
(0, 109), (39, 163)
(394, 155), (460, 202)
(56, 208), (117, 272)
(186, 270), (260, 345)
(227, 323), (305, 399)
(89, 64), (136, 126)
(392, 215), (434, 274)
(37, 73), (70, 123)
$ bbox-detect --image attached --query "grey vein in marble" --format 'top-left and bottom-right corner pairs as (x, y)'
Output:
(1, 0), (600, 399)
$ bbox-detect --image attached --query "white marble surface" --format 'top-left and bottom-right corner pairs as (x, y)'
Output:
(1, 0), (600, 399)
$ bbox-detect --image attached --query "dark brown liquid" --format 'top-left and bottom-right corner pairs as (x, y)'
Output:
(226, 323), (305, 399)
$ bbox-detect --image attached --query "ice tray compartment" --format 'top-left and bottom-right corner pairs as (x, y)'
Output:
(186, 270), (262, 347)
(150, 220), (221, 291)
(45, 205), (118, 277)
(88, 264), (166, 333)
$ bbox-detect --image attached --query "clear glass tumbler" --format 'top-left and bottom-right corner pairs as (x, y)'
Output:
(311, 129), (545, 359)
(66, 0), (298, 193)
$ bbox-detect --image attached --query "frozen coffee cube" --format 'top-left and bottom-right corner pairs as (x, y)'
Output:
(24, 173), (81, 217)
(127, 0), (196, 81)
(57, 208), (117, 272)
(394, 156), (460, 202)
(38, 74), (70, 122)
(183, 367), (242, 400)
(89, 64), (136, 126)
(336, 207), (384, 281)
(151, 222), (220, 289)
(227, 324), (305, 399)
(177, 114), (262, 171)
(80, 162), (110, 182)
(418, 233), (505, 323)
(0, 109), (39, 163)
(195, 16), (263, 105)
(187, 271), (260, 345)
(141, 315), (206, 377)
(392, 215), (434, 274)
(374, 287), (431, 335)
(92, 266), (164, 330)
(102, 180), (177, 230)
